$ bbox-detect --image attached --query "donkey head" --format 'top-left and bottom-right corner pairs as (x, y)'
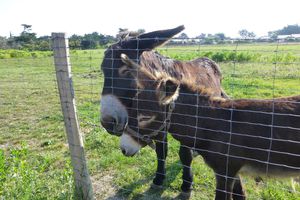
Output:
(119, 54), (180, 156)
(100, 25), (184, 136)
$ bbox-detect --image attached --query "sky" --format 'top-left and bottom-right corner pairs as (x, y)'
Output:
(0, 0), (299, 38)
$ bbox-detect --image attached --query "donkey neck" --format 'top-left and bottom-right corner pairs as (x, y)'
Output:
(167, 84), (221, 147)
(167, 85), (300, 149)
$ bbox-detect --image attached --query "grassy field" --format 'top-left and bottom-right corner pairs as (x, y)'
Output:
(0, 43), (300, 199)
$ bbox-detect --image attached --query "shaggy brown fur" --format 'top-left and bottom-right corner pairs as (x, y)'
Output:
(124, 60), (300, 200)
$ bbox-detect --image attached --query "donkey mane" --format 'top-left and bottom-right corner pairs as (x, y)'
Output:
(135, 65), (226, 103)
(136, 65), (300, 112)
(179, 79), (300, 112)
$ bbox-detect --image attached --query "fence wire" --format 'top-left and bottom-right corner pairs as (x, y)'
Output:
(68, 36), (299, 199)
(96, 37), (299, 198)
(1, 36), (300, 200)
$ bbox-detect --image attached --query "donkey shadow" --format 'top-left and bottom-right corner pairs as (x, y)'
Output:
(106, 160), (191, 200)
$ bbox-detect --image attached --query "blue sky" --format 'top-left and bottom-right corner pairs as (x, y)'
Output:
(0, 0), (299, 38)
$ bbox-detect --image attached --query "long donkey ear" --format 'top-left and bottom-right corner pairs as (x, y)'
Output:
(121, 54), (139, 70)
(137, 25), (185, 50)
(122, 25), (185, 51)
(157, 79), (180, 105)
(120, 53), (156, 81)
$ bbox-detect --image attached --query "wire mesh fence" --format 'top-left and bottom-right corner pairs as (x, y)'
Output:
(95, 30), (300, 200)
(1, 29), (300, 200)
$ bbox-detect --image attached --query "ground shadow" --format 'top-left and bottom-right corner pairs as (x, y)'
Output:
(106, 159), (191, 200)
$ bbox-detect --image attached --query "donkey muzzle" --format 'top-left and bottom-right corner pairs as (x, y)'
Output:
(100, 94), (128, 136)
(100, 115), (127, 136)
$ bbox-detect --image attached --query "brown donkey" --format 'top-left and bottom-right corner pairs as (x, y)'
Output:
(120, 54), (300, 200)
(100, 26), (228, 192)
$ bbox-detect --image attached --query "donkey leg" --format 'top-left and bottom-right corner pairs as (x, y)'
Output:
(215, 172), (237, 200)
(152, 135), (168, 186)
(179, 145), (193, 193)
(232, 175), (246, 200)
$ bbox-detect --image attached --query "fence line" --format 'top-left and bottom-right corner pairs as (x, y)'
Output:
(41, 35), (299, 199)
(52, 32), (94, 200)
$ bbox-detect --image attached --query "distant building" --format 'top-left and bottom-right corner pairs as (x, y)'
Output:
(277, 34), (300, 41)
(291, 34), (300, 38)
(258, 36), (272, 42)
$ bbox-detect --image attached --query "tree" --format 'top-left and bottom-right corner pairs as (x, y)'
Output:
(239, 29), (256, 39)
(0, 36), (8, 49)
(268, 31), (278, 39)
(21, 24), (32, 33)
(15, 32), (36, 43)
(277, 24), (300, 35)
(248, 32), (256, 39)
(98, 35), (115, 46)
(268, 24), (300, 38)
(178, 33), (188, 39)
(13, 24), (36, 49)
(36, 40), (50, 51)
(215, 33), (226, 40)
(69, 34), (81, 49)
(196, 33), (206, 39)
(178, 33), (189, 44)
(81, 40), (97, 49)
(2, 25), (118, 50)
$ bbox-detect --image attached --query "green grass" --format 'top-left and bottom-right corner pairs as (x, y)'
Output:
(160, 43), (300, 63)
(0, 43), (300, 199)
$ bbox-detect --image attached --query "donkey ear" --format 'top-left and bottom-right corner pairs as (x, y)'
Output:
(120, 53), (139, 78)
(158, 79), (180, 105)
(137, 25), (185, 50)
(122, 25), (184, 51)
(120, 53), (157, 84)
(120, 53), (138, 69)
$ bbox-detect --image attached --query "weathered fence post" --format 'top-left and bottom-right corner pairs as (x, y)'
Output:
(52, 33), (94, 200)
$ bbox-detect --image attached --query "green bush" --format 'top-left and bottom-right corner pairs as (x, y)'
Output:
(0, 52), (11, 59)
(0, 50), (52, 59)
(159, 48), (298, 63)
(10, 50), (31, 58)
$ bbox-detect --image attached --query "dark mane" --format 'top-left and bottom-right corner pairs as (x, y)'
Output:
(136, 66), (300, 115)
(217, 95), (300, 114)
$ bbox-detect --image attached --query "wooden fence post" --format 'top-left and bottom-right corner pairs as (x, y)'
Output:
(52, 32), (94, 200)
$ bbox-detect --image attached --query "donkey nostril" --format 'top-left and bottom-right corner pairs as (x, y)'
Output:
(101, 116), (123, 136)
(110, 117), (117, 125)
(122, 149), (126, 155)
(101, 116), (116, 126)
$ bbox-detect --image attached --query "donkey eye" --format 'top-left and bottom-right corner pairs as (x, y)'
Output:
(119, 65), (130, 77)
(137, 114), (156, 128)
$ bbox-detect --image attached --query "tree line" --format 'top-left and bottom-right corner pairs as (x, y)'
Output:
(0, 24), (117, 51)
(0, 24), (299, 51)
